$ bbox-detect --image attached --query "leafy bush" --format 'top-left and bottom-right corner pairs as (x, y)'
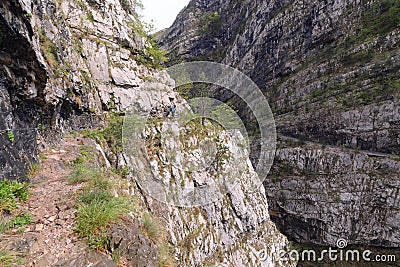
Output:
(136, 40), (168, 69)
(120, 0), (143, 13)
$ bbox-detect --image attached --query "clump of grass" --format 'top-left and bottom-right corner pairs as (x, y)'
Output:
(68, 164), (103, 184)
(74, 169), (132, 250)
(0, 213), (32, 233)
(0, 248), (24, 266)
(0, 180), (29, 213)
(141, 212), (162, 242)
(71, 145), (96, 166)
(158, 243), (176, 267)
(28, 164), (41, 177)
(76, 197), (130, 243)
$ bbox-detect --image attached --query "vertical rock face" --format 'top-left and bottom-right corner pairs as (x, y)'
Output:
(0, 0), (48, 179)
(129, 118), (292, 266)
(159, 0), (400, 247)
(0, 0), (294, 266)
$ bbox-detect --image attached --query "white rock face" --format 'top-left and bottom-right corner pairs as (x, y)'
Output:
(121, 91), (293, 265)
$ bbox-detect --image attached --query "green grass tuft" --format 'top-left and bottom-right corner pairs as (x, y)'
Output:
(0, 180), (29, 213)
(76, 197), (130, 240)
(69, 164), (103, 185)
(0, 248), (24, 266)
(73, 167), (132, 250)
(141, 212), (162, 242)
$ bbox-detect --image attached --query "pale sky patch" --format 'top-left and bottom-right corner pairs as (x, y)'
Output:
(140, 0), (190, 32)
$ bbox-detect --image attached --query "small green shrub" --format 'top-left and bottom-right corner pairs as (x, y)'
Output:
(7, 131), (14, 143)
(87, 10), (94, 22)
(120, 0), (131, 12)
(199, 11), (221, 37)
(135, 40), (168, 69)
(120, 0), (143, 14)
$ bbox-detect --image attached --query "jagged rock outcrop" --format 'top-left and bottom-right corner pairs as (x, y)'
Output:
(0, 0), (294, 266)
(159, 0), (400, 247)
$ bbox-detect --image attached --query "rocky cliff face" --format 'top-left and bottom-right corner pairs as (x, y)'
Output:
(0, 0), (48, 180)
(159, 0), (400, 247)
(0, 0), (294, 266)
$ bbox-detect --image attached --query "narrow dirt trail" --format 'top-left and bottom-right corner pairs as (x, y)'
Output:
(0, 137), (115, 267)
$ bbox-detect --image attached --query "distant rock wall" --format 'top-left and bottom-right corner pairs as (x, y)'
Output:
(268, 139), (400, 247)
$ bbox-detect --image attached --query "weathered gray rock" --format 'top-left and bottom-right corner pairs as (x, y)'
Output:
(266, 139), (400, 247)
(109, 224), (158, 267)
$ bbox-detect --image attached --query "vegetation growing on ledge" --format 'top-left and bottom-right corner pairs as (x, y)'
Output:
(39, 29), (59, 67)
(73, 165), (132, 250)
(135, 39), (169, 69)
(0, 179), (31, 235)
(361, 0), (400, 38)
(124, 0), (169, 69)
(82, 113), (124, 156)
(199, 11), (222, 37)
